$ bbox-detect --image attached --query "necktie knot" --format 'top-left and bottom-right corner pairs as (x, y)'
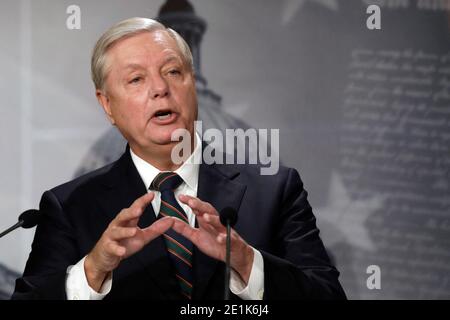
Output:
(151, 172), (183, 192)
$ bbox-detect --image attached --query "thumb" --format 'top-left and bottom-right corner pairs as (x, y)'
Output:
(141, 217), (174, 243)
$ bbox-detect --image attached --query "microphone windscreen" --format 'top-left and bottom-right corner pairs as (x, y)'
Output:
(219, 207), (238, 227)
(18, 209), (41, 229)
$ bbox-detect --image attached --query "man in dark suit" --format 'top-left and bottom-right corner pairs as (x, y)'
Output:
(12, 17), (346, 300)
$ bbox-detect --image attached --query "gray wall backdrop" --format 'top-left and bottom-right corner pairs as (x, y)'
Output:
(1, 0), (449, 299)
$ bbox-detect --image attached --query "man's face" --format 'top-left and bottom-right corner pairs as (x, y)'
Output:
(97, 30), (198, 155)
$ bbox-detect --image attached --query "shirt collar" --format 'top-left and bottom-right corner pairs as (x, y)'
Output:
(129, 132), (201, 191)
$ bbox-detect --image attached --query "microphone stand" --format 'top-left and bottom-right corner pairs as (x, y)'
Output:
(224, 220), (231, 300)
(219, 207), (237, 301)
(0, 221), (23, 239)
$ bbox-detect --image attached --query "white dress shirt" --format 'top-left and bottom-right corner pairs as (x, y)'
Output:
(66, 132), (264, 300)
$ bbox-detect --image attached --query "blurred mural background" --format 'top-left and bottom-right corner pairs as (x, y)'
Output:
(1, 0), (449, 299)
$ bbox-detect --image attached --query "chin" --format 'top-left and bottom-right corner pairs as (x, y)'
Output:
(150, 129), (185, 146)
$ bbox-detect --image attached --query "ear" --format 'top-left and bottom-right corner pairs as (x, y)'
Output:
(96, 89), (115, 125)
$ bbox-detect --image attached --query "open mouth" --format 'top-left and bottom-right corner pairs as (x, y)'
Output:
(151, 109), (178, 125)
(153, 109), (173, 120)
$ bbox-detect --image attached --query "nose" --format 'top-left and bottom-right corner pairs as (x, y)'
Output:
(149, 74), (169, 99)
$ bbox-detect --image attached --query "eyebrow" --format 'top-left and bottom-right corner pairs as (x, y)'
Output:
(161, 55), (183, 66)
(122, 56), (183, 72)
(123, 63), (146, 71)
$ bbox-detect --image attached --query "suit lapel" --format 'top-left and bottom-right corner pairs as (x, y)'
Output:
(97, 147), (180, 299)
(192, 161), (247, 299)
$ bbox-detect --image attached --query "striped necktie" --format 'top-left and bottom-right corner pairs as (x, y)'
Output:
(150, 172), (194, 299)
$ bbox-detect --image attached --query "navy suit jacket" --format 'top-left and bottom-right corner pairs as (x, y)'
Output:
(12, 147), (346, 300)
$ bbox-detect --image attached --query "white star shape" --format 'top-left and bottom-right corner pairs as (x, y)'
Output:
(315, 171), (384, 251)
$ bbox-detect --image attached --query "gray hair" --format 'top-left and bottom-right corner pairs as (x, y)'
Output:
(91, 17), (193, 91)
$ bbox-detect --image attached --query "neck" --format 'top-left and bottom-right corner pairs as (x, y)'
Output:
(130, 135), (196, 172)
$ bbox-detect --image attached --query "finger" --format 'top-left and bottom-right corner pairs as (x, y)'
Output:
(216, 233), (226, 244)
(197, 214), (220, 235)
(217, 229), (244, 248)
(109, 226), (137, 240)
(177, 194), (204, 217)
(124, 217), (140, 228)
(106, 241), (126, 257)
(115, 208), (141, 224)
(130, 192), (155, 213)
(171, 217), (199, 244)
(115, 192), (154, 224)
(202, 213), (226, 232)
(141, 216), (175, 243)
(178, 194), (217, 216)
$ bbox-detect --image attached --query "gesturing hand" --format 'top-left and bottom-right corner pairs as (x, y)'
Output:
(85, 192), (174, 291)
(172, 194), (254, 284)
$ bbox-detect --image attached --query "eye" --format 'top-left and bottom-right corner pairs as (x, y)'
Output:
(168, 69), (181, 76)
(129, 76), (142, 84)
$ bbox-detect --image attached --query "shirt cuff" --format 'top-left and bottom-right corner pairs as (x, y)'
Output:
(65, 256), (112, 300)
(229, 247), (264, 300)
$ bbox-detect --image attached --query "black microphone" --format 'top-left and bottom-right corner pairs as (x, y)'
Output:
(0, 209), (40, 239)
(219, 207), (238, 300)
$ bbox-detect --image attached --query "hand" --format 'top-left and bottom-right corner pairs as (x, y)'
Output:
(85, 192), (174, 291)
(173, 194), (254, 284)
